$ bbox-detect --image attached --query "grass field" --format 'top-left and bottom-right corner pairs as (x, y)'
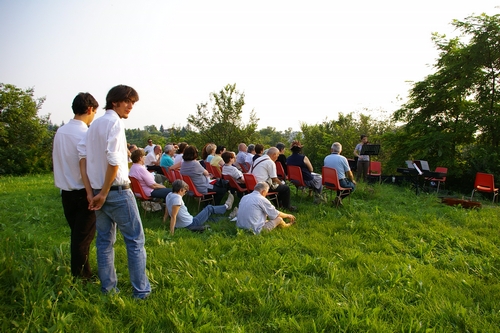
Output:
(1, 173), (499, 332)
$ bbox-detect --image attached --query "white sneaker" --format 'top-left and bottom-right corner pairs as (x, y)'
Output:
(229, 207), (238, 219)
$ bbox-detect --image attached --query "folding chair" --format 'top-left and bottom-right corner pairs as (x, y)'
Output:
(223, 174), (248, 196)
(369, 161), (382, 184)
(321, 166), (352, 207)
(275, 161), (286, 181)
(287, 165), (312, 200)
(129, 176), (164, 216)
(181, 174), (216, 212)
(426, 167), (447, 192)
(243, 173), (279, 207)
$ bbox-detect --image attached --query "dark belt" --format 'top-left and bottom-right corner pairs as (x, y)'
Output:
(109, 185), (130, 191)
(93, 185), (130, 191)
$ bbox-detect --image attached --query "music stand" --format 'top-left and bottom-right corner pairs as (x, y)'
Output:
(360, 144), (380, 155)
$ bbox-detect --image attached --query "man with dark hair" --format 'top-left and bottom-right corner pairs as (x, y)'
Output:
(78, 84), (151, 299)
(252, 144), (264, 162)
(144, 138), (155, 155)
(53, 92), (98, 280)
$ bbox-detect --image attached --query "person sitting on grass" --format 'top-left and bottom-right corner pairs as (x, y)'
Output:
(165, 179), (235, 234)
(236, 182), (296, 234)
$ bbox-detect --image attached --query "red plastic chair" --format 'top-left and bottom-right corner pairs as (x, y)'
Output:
(275, 161), (286, 181)
(426, 166), (447, 192)
(205, 163), (218, 179)
(471, 172), (498, 203)
(172, 169), (182, 181)
(369, 161), (382, 184)
(181, 174), (216, 212)
(239, 161), (249, 173)
(223, 174), (248, 196)
(321, 166), (352, 207)
(287, 165), (312, 199)
(129, 176), (164, 216)
(161, 166), (175, 185)
(210, 164), (222, 179)
(243, 173), (279, 207)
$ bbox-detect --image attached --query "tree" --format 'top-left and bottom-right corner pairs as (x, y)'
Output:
(187, 83), (259, 150)
(0, 83), (54, 175)
(392, 13), (500, 184)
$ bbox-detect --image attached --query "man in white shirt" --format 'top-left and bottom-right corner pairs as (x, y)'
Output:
(78, 85), (151, 299)
(52, 92), (98, 280)
(144, 139), (155, 155)
(145, 145), (164, 175)
(251, 147), (296, 211)
(237, 182), (295, 234)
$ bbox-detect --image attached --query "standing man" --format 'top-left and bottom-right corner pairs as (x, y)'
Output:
(144, 139), (155, 155)
(53, 92), (98, 280)
(353, 134), (369, 182)
(78, 85), (151, 299)
(324, 142), (356, 206)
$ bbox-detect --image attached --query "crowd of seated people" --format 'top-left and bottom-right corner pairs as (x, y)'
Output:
(123, 139), (361, 233)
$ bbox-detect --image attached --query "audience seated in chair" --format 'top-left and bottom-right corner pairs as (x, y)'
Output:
(323, 141), (356, 206)
(251, 147), (297, 212)
(286, 140), (325, 203)
(180, 145), (228, 205)
(129, 149), (172, 199)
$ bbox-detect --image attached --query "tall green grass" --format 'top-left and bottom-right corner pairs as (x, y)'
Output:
(1, 174), (499, 332)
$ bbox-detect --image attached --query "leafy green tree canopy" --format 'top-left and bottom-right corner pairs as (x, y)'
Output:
(0, 83), (53, 175)
(187, 83), (259, 151)
(391, 13), (500, 183)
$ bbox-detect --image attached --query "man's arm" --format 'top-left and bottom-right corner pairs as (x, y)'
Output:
(169, 205), (180, 235)
(79, 158), (94, 205)
(89, 164), (119, 210)
(346, 170), (356, 184)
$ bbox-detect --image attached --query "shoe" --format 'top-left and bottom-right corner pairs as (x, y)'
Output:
(225, 192), (234, 210)
(229, 207), (238, 219)
(286, 206), (298, 212)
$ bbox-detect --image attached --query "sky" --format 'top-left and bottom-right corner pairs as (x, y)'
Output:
(0, 1), (498, 132)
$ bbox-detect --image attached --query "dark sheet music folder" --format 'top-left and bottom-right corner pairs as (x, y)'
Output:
(360, 144), (380, 155)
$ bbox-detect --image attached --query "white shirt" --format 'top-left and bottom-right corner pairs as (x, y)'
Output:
(144, 144), (155, 155)
(222, 164), (243, 181)
(53, 119), (89, 191)
(78, 109), (130, 189)
(251, 155), (277, 183)
(245, 153), (254, 166)
(236, 190), (279, 234)
(144, 151), (158, 166)
(173, 153), (183, 166)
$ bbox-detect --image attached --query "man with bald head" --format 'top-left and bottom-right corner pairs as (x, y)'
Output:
(251, 147), (296, 212)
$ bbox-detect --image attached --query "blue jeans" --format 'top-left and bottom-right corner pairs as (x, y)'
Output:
(94, 188), (151, 299)
(151, 187), (172, 199)
(190, 204), (226, 227)
(339, 178), (356, 198)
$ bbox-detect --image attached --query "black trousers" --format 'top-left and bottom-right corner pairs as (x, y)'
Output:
(61, 189), (96, 279)
(273, 184), (292, 209)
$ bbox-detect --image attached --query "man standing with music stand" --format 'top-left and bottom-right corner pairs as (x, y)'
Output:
(353, 135), (369, 182)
